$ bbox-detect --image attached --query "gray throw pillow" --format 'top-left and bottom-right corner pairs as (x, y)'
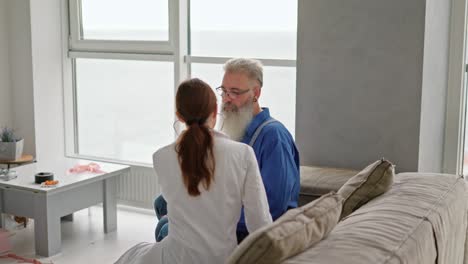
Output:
(227, 192), (343, 264)
(338, 159), (394, 219)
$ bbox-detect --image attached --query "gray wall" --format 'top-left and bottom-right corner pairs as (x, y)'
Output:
(0, 0), (12, 127)
(296, 0), (449, 172)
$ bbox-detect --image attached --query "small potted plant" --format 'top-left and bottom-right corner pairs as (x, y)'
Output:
(0, 127), (23, 160)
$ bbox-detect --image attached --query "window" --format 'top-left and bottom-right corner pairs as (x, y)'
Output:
(75, 59), (174, 162)
(66, 0), (297, 165)
(189, 0), (297, 135)
(80, 0), (169, 41)
(190, 0), (296, 60)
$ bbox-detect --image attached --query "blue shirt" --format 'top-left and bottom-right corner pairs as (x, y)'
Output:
(237, 108), (300, 233)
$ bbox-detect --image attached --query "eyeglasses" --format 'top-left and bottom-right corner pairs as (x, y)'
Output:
(215, 86), (251, 99)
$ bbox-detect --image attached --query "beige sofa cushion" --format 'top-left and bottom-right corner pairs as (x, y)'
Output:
(299, 166), (357, 206)
(338, 159), (394, 219)
(227, 192), (343, 264)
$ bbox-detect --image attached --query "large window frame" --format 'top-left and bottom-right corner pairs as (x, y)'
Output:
(63, 0), (296, 166)
(443, 0), (468, 175)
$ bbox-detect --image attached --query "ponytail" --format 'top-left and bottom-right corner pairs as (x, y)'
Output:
(175, 78), (217, 196)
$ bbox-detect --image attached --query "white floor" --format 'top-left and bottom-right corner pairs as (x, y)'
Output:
(0, 205), (156, 264)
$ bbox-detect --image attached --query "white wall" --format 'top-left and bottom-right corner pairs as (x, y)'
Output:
(0, 0), (12, 127)
(30, 0), (65, 161)
(7, 0), (36, 156)
(0, 0), (36, 156)
(418, 0), (451, 172)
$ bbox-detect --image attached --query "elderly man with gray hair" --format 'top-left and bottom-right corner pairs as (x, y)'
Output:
(154, 58), (300, 243)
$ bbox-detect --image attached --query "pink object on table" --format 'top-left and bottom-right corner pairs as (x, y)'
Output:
(68, 162), (105, 174)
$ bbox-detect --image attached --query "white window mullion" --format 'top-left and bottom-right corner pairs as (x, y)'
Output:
(172, 0), (190, 136)
(173, 0), (189, 85)
(69, 40), (174, 55)
(68, 0), (82, 44)
(63, 0), (78, 157)
(69, 51), (174, 62)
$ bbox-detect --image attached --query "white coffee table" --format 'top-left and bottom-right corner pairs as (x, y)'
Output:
(0, 158), (130, 257)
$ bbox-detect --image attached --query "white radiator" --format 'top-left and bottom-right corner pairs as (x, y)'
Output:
(116, 166), (160, 209)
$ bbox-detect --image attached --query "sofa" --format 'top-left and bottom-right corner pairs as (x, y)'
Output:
(229, 161), (468, 264)
(286, 171), (467, 263)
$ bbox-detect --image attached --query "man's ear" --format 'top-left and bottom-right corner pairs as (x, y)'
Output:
(254, 85), (261, 101)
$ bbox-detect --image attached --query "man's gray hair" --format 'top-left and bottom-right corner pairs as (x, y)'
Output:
(223, 58), (263, 87)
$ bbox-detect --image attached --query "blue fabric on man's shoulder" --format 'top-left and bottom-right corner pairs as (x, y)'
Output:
(237, 108), (300, 234)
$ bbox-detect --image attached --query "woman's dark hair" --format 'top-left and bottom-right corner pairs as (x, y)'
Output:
(176, 78), (217, 196)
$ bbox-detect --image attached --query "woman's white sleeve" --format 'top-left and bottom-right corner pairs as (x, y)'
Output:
(242, 146), (273, 232)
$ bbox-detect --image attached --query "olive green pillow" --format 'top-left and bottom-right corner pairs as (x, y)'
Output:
(338, 159), (394, 219)
(227, 192), (343, 264)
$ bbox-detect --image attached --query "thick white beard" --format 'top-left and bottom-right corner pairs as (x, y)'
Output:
(220, 102), (254, 141)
